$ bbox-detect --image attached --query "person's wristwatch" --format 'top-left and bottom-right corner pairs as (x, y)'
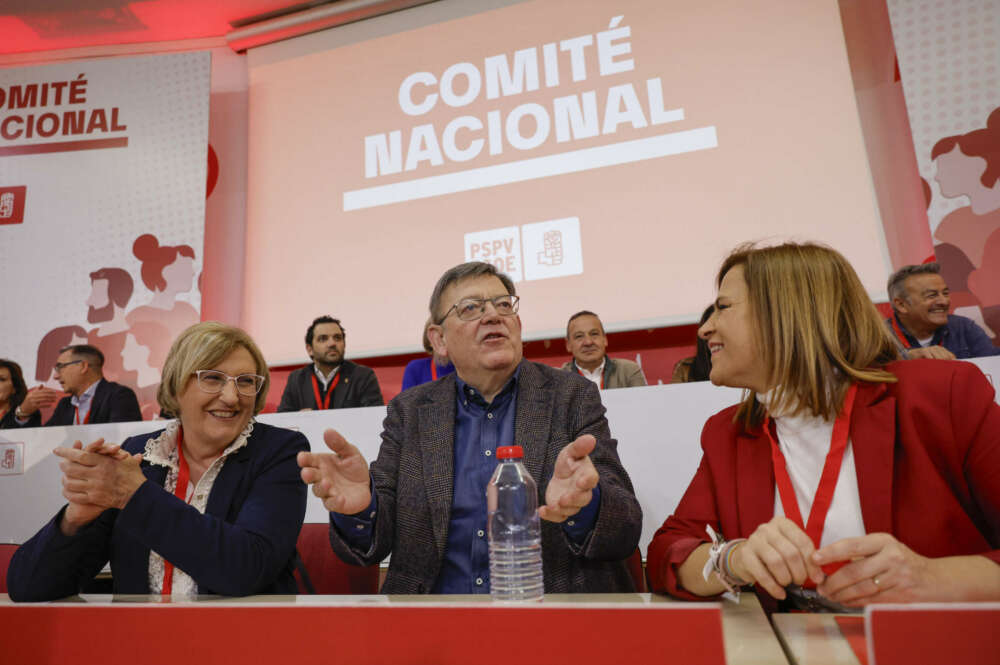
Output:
(15, 406), (28, 419)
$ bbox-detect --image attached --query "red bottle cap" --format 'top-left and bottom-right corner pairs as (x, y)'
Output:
(496, 445), (523, 459)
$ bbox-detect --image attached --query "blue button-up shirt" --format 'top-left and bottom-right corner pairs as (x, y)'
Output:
(332, 367), (602, 593)
(70, 379), (100, 424)
(888, 312), (1000, 359)
(431, 372), (519, 592)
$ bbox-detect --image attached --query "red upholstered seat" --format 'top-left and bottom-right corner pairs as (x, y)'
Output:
(0, 544), (18, 594)
(627, 548), (648, 593)
(294, 523), (380, 594)
(294, 526), (643, 595)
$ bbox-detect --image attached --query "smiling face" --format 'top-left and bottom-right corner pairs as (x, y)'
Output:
(698, 264), (769, 393)
(566, 314), (608, 371)
(894, 273), (950, 338)
(433, 275), (522, 388)
(176, 346), (256, 454)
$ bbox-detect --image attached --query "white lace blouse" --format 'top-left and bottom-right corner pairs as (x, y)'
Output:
(140, 418), (255, 597)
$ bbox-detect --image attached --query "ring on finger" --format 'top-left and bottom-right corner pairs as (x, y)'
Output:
(872, 575), (881, 588)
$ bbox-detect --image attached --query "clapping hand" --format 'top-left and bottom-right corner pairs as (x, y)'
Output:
(55, 438), (145, 535)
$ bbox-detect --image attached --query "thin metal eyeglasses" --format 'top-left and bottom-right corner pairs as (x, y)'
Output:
(53, 359), (83, 372)
(439, 295), (520, 322)
(194, 370), (265, 396)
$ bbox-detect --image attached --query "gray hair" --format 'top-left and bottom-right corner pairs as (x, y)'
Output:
(429, 262), (516, 323)
(887, 263), (941, 305)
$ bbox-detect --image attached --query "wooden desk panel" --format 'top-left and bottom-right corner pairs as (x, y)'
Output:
(772, 613), (862, 665)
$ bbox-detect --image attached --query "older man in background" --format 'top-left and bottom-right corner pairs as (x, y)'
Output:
(886, 263), (1000, 359)
(561, 310), (646, 389)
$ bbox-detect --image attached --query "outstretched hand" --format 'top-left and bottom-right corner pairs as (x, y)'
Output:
(18, 386), (62, 417)
(538, 434), (599, 523)
(297, 428), (372, 515)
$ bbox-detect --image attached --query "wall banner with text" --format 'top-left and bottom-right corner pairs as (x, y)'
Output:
(0, 52), (210, 419)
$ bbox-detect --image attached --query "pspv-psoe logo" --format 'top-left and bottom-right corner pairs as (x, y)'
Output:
(0, 186), (27, 225)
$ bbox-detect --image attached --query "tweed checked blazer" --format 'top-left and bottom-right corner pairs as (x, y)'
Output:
(329, 359), (643, 594)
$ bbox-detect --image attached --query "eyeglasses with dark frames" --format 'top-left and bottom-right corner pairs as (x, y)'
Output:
(53, 359), (83, 372)
(194, 370), (265, 396)
(439, 295), (520, 323)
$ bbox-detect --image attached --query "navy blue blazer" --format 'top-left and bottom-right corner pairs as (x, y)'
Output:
(41, 378), (142, 426)
(7, 421), (308, 601)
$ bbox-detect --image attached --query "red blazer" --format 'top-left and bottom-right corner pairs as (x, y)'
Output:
(647, 360), (1000, 605)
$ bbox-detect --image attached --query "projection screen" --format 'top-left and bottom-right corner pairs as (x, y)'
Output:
(245, 0), (890, 363)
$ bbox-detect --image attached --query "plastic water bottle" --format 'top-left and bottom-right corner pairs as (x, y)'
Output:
(487, 445), (544, 601)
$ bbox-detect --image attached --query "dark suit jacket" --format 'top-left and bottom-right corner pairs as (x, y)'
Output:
(7, 421), (309, 601)
(42, 378), (142, 426)
(647, 360), (1000, 608)
(0, 398), (40, 429)
(277, 360), (384, 411)
(329, 359), (643, 593)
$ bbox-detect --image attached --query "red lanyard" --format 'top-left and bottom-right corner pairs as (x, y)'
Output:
(763, 383), (858, 586)
(311, 372), (340, 410)
(889, 317), (913, 349)
(74, 406), (91, 426)
(431, 362), (438, 381)
(577, 367), (603, 389)
(161, 427), (191, 595)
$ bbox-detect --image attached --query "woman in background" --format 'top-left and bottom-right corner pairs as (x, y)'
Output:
(400, 318), (455, 391)
(647, 242), (1000, 611)
(0, 359), (38, 429)
(8, 322), (308, 600)
(671, 305), (714, 383)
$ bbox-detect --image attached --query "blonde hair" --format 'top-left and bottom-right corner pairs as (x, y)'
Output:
(718, 242), (899, 427)
(158, 322), (270, 416)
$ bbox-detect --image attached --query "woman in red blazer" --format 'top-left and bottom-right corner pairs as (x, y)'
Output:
(647, 242), (1000, 610)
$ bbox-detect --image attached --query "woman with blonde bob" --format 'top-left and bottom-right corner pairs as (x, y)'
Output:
(647, 242), (1000, 611)
(8, 322), (308, 600)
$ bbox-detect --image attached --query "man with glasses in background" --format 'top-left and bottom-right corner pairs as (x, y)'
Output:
(277, 316), (384, 412)
(299, 262), (642, 594)
(14, 344), (141, 426)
